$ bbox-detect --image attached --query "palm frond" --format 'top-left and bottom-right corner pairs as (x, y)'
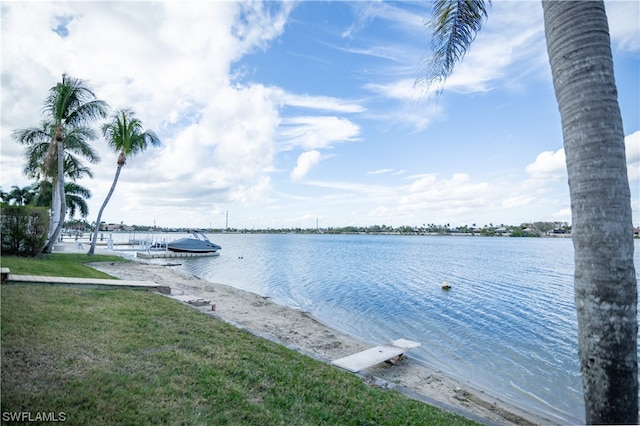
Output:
(65, 127), (101, 163)
(67, 99), (110, 127)
(64, 182), (92, 199)
(63, 154), (94, 180)
(43, 74), (109, 127)
(102, 107), (161, 165)
(418, 0), (490, 96)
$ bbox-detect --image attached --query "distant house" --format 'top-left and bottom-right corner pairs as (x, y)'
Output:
(104, 223), (134, 232)
(66, 223), (87, 232)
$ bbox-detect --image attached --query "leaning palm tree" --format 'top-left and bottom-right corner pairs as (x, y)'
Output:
(13, 74), (108, 253)
(88, 108), (160, 256)
(422, 1), (636, 423)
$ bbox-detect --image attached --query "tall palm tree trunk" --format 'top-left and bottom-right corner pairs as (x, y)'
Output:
(88, 165), (123, 255)
(49, 177), (60, 238)
(542, 1), (637, 423)
(43, 139), (67, 253)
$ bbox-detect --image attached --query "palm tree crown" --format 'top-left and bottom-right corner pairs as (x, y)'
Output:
(16, 121), (100, 182)
(45, 74), (109, 131)
(7, 185), (35, 206)
(102, 108), (161, 166)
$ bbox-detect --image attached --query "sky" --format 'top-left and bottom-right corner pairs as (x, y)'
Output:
(1, 1), (639, 230)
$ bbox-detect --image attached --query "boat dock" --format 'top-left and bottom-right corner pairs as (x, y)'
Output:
(135, 251), (220, 259)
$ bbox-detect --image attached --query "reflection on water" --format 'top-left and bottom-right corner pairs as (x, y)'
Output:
(116, 232), (636, 424)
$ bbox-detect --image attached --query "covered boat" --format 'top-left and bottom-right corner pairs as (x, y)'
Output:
(167, 231), (221, 253)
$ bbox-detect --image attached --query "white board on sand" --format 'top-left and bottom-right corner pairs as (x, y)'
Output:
(331, 339), (421, 373)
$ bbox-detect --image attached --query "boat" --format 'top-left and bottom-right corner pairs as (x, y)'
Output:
(167, 231), (222, 253)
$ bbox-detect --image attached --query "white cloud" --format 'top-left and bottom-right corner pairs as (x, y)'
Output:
(1, 1), (635, 229)
(401, 173), (490, 206)
(367, 169), (395, 175)
(525, 148), (567, 180)
(291, 151), (322, 181)
(501, 195), (536, 209)
(551, 208), (572, 223)
(0, 1), (295, 226)
(278, 116), (361, 150)
(625, 131), (640, 182)
(365, 78), (420, 100)
(276, 90), (365, 113)
(525, 131), (639, 183)
(605, 1), (640, 52)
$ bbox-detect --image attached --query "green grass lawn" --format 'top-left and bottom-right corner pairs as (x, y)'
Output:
(1, 286), (479, 425)
(0, 253), (126, 278)
(0, 255), (479, 425)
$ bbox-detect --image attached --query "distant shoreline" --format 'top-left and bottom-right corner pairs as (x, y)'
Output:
(63, 219), (585, 239)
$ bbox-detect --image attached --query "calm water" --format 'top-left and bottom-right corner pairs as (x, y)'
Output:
(133, 233), (638, 424)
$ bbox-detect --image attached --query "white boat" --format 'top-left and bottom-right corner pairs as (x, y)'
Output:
(167, 231), (221, 253)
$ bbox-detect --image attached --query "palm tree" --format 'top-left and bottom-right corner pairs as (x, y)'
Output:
(18, 120), (100, 183)
(7, 184), (35, 206)
(16, 123), (98, 222)
(63, 183), (92, 219)
(87, 108), (160, 256)
(422, 1), (636, 423)
(13, 74), (108, 253)
(31, 181), (92, 219)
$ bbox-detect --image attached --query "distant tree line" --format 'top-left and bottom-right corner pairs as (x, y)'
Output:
(41, 219), (572, 237)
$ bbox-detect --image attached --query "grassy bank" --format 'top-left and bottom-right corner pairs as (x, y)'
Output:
(0, 253), (126, 278)
(0, 256), (478, 425)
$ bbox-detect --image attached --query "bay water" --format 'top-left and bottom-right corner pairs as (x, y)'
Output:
(136, 233), (639, 424)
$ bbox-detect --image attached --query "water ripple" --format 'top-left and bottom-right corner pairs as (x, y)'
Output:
(176, 234), (639, 424)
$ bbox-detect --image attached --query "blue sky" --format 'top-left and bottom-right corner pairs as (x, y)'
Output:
(1, 1), (638, 230)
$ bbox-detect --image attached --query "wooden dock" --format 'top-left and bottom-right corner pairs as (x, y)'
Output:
(331, 339), (421, 372)
(3, 271), (170, 294)
(135, 251), (220, 259)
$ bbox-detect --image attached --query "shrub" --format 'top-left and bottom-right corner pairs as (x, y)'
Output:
(1, 204), (49, 256)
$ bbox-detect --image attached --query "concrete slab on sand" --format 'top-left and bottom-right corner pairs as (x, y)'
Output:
(4, 272), (170, 294)
(331, 339), (421, 373)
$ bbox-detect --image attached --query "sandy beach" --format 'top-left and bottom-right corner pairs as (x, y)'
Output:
(81, 249), (558, 426)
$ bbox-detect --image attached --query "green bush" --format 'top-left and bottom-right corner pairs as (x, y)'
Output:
(0, 204), (49, 256)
